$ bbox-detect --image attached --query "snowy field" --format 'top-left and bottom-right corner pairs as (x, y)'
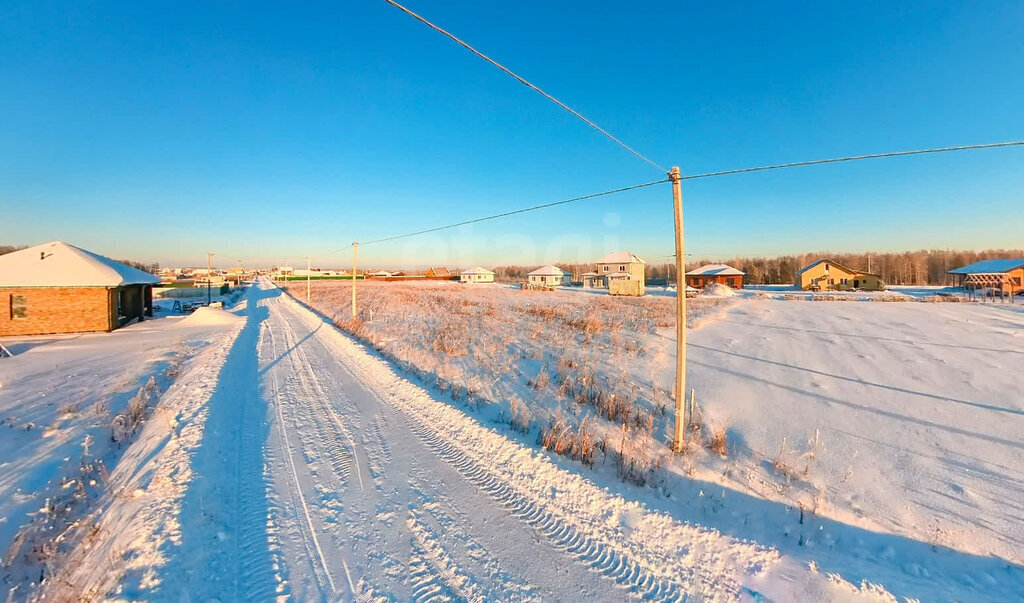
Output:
(0, 305), (245, 597)
(283, 278), (1024, 600)
(2, 277), (1020, 600)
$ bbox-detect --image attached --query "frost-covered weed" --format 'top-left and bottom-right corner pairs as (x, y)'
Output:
(286, 280), (736, 486)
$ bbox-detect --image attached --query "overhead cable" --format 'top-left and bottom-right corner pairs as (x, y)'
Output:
(358, 178), (670, 246)
(381, 0), (667, 173)
(681, 141), (1024, 181)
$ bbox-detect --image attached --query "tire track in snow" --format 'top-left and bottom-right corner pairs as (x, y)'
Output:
(406, 509), (486, 603)
(268, 297), (399, 598)
(263, 314), (338, 596)
(398, 407), (687, 601)
(278, 313), (366, 494)
(232, 336), (290, 602)
(271, 285), (779, 601)
(406, 474), (539, 601)
(286, 289), (777, 602)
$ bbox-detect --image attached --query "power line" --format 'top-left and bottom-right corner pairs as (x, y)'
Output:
(380, 0), (667, 174)
(681, 141), (1024, 181)
(357, 178), (669, 247)
(331, 140), (1022, 252)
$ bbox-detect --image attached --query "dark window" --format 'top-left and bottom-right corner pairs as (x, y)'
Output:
(11, 295), (27, 319)
(824, 263), (829, 271)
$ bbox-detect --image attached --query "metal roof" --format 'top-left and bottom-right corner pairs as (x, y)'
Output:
(948, 259), (1024, 274)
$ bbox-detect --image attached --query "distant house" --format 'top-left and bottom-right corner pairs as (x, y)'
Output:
(948, 259), (1024, 296)
(795, 259), (884, 291)
(366, 270), (393, 278)
(581, 271), (602, 289)
(527, 265), (571, 288)
(459, 267), (494, 283)
(426, 266), (451, 279)
(596, 251), (646, 296)
(686, 264), (745, 289)
(0, 241), (160, 336)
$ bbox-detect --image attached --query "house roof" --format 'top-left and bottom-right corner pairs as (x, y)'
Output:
(528, 265), (571, 277)
(795, 258), (877, 277)
(428, 266), (450, 276)
(0, 241), (161, 288)
(686, 263), (745, 276)
(948, 258), (1024, 275)
(461, 266), (494, 275)
(596, 251), (646, 265)
(581, 271), (599, 277)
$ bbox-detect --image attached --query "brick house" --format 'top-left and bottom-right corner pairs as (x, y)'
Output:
(426, 266), (451, 279)
(0, 241), (161, 336)
(685, 264), (745, 289)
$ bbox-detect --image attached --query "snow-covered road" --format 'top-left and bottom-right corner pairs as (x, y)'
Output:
(153, 281), (831, 601)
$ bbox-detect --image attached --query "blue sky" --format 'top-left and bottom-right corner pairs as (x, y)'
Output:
(1, 1), (1022, 268)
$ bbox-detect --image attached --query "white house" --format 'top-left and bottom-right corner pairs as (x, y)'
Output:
(459, 267), (495, 283)
(527, 265), (571, 288)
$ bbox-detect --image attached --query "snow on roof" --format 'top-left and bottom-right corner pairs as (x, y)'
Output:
(596, 251), (646, 265)
(581, 271), (599, 277)
(686, 263), (744, 276)
(461, 266), (494, 275)
(948, 258), (1024, 275)
(0, 241), (161, 287)
(528, 265), (571, 277)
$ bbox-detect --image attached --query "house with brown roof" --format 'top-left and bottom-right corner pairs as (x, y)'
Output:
(686, 264), (745, 289)
(795, 259), (884, 291)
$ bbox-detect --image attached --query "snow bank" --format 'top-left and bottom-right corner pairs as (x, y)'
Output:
(702, 282), (737, 297)
(181, 306), (244, 326)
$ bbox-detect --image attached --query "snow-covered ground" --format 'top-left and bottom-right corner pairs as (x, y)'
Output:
(283, 279), (1024, 600)
(0, 305), (245, 598)
(3, 277), (1021, 600)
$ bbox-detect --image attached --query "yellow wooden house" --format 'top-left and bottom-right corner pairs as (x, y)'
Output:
(795, 259), (884, 291)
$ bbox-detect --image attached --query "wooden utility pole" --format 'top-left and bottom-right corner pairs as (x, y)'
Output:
(670, 167), (687, 453)
(206, 252), (213, 305)
(306, 256), (312, 303)
(351, 241), (358, 320)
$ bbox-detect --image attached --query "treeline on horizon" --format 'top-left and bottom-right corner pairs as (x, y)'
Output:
(4, 245), (1021, 286)
(493, 248), (1024, 286)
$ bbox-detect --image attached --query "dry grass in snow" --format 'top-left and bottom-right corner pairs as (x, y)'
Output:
(284, 280), (732, 489)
